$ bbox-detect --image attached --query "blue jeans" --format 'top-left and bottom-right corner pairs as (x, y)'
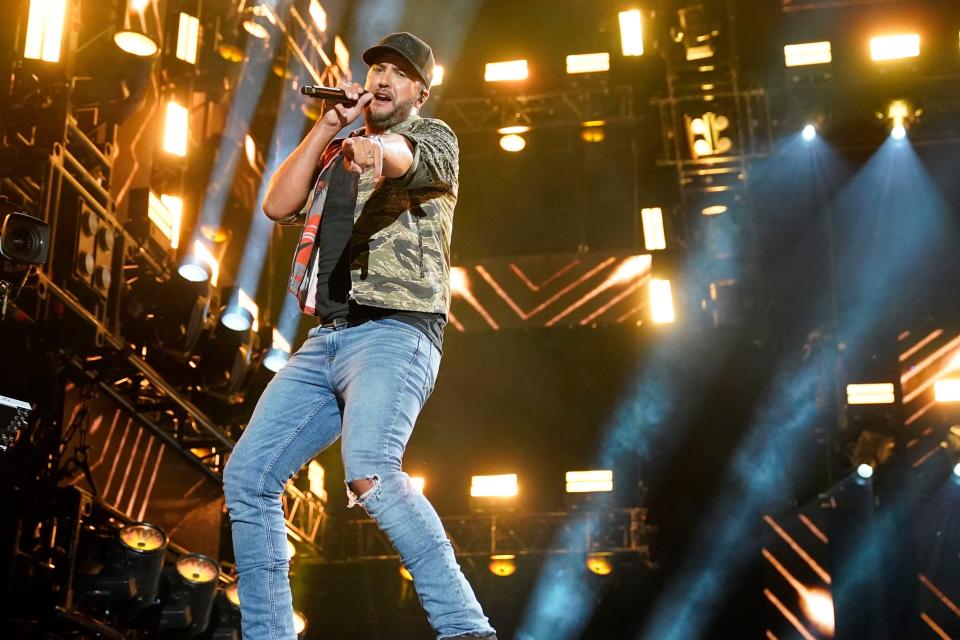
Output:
(223, 318), (495, 640)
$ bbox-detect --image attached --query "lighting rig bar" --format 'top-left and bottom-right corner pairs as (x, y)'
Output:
(434, 86), (638, 135)
(317, 508), (653, 565)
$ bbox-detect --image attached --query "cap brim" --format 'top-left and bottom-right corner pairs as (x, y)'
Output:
(362, 45), (430, 87)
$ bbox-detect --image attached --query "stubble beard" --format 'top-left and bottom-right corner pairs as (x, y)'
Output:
(365, 94), (418, 131)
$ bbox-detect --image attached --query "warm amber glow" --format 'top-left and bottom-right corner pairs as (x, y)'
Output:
(119, 523), (166, 552)
(190, 239), (220, 286)
(649, 279), (675, 324)
(566, 52), (610, 74)
(497, 125), (531, 135)
(846, 383), (896, 405)
(471, 474), (518, 498)
(642, 207), (667, 250)
(565, 470), (613, 493)
(114, 31), (159, 57)
(702, 205), (728, 216)
(586, 552), (614, 576)
(272, 327), (292, 354)
(175, 554), (219, 583)
(618, 10), (644, 56)
(399, 564), (413, 581)
(432, 64), (445, 86)
(870, 33), (920, 61)
(334, 36), (349, 72)
(176, 13), (200, 64)
(244, 134), (257, 167)
(485, 60), (528, 82)
(309, 0), (326, 32)
(410, 475), (425, 494)
(800, 587), (835, 636)
(148, 192), (182, 250)
(163, 101), (189, 157)
(286, 538), (297, 558)
(307, 460), (326, 500)
(225, 581), (240, 607)
(499, 134), (526, 152)
(293, 610), (308, 636)
(784, 41), (832, 67)
(934, 379), (960, 403)
(450, 266), (470, 297)
(605, 255), (650, 287)
(488, 554), (517, 577)
(24, 0), (67, 62)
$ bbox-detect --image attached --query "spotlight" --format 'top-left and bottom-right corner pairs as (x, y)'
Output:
(159, 553), (220, 636)
(499, 134), (526, 152)
(409, 475), (425, 494)
(179, 234), (227, 285)
(113, 0), (161, 58)
(470, 474), (518, 513)
(618, 9), (644, 56)
(846, 383), (895, 405)
(802, 124), (817, 141)
(856, 462), (874, 479)
(221, 288), (258, 332)
(566, 53), (610, 75)
(1, 209), (51, 266)
(851, 430), (895, 479)
(488, 554), (517, 577)
(565, 470), (613, 493)
(649, 278), (676, 324)
(580, 121), (605, 143)
(241, 1), (276, 40)
(954, 462), (960, 478)
(77, 522), (168, 613)
(484, 60), (528, 82)
(586, 552), (614, 576)
(685, 112), (731, 159)
(23, 0), (68, 63)
(175, 12), (200, 65)
(891, 124), (907, 140)
(641, 207), (667, 251)
(936, 380), (960, 403)
(870, 33), (920, 62)
(163, 100), (189, 157)
(784, 41), (832, 67)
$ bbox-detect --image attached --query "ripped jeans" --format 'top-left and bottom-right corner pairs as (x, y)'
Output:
(223, 318), (495, 640)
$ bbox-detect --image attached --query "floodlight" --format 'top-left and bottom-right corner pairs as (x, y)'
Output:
(24, 0), (68, 63)
(618, 10), (644, 56)
(586, 552), (614, 576)
(163, 100), (189, 157)
(935, 379), (960, 403)
(641, 208), (666, 251)
(784, 42), (832, 67)
(488, 554), (517, 577)
(649, 279), (675, 324)
(485, 60), (528, 82)
(176, 13), (200, 64)
(802, 124), (817, 141)
(566, 53), (610, 74)
(499, 134), (526, 152)
(870, 34), (920, 61)
(846, 383), (895, 405)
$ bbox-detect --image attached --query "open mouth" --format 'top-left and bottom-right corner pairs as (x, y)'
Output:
(372, 91), (393, 105)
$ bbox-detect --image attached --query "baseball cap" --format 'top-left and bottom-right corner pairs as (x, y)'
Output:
(362, 32), (436, 89)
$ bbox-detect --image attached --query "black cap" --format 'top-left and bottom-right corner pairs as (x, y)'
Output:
(362, 32), (436, 89)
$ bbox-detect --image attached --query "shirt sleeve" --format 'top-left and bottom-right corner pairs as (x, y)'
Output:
(273, 140), (344, 226)
(390, 119), (459, 193)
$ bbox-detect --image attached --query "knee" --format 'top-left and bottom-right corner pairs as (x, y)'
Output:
(223, 454), (257, 507)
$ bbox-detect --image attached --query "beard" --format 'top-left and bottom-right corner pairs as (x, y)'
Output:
(365, 93), (418, 130)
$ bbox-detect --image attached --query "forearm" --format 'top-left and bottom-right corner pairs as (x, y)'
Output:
(262, 121), (341, 220)
(377, 133), (415, 179)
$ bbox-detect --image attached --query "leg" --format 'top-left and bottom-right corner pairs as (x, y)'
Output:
(223, 328), (343, 640)
(333, 319), (495, 639)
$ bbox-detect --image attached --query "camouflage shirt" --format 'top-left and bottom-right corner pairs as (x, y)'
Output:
(282, 115), (458, 315)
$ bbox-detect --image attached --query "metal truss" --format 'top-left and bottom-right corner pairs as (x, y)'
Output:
(320, 508), (653, 566)
(434, 85), (638, 135)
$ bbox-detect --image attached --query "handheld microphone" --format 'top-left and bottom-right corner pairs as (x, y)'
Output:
(300, 85), (369, 104)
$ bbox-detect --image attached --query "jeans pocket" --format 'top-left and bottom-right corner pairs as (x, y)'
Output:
(370, 317), (424, 340)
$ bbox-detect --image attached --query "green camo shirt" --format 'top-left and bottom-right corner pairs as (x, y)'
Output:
(283, 115), (459, 315)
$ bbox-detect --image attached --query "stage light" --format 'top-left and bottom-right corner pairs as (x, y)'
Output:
(160, 553), (220, 635)
(450, 266), (471, 296)
(77, 522), (168, 611)
(307, 460), (327, 502)
(244, 134), (257, 167)
(852, 430), (894, 480)
(488, 554), (517, 577)
(1, 210), (51, 266)
(399, 565), (413, 581)
(800, 587), (834, 636)
(308, 0), (326, 32)
(649, 279), (675, 324)
(24, 0), (67, 63)
(586, 552), (614, 576)
(856, 462), (874, 479)
(293, 610), (308, 637)
(176, 13), (200, 64)
(870, 33), (920, 61)
(702, 205), (728, 216)
(565, 470), (613, 493)
(334, 36), (349, 73)
(802, 124), (817, 141)
(954, 462), (960, 478)
(485, 60), (528, 82)
(145, 192), (183, 251)
(686, 112), (731, 159)
(287, 538), (297, 558)
(566, 53), (610, 74)
(163, 100), (189, 157)
(221, 288), (258, 332)
(433, 64), (445, 86)
(499, 134), (526, 152)
(784, 41), (832, 67)
(677, 5), (715, 61)
(225, 581), (240, 607)
(618, 9), (644, 56)
(891, 124), (907, 140)
(641, 208), (667, 251)
(935, 379), (960, 403)
(846, 383), (895, 405)
(581, 121), (605, 143)
(113, 30), (158, 57)
(471, 474), (519, 498)
(410, 475), (425, 494)
(263, 336), (291, 373)
(179, 238), (221, 284)
(242, 1), (275, 40)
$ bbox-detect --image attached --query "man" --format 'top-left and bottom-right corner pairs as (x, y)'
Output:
(223, 32), (497, 640)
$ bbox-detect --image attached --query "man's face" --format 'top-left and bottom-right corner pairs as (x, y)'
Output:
(363, 52), (427, 130)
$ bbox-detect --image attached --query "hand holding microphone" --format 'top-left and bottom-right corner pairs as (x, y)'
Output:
(307, 82), (373, 129)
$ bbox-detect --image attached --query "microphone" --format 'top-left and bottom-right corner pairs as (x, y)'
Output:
(300, 85), (369, 104)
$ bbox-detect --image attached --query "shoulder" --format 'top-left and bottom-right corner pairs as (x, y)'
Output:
(409, 117), (457, 142)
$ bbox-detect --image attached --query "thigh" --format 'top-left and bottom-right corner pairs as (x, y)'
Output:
(227, 331), (343, 489)
(335, 320), (440, 474)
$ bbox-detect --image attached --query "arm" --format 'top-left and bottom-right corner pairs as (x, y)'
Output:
(341, 133), (414, 181)
(261, 84), (373, 221)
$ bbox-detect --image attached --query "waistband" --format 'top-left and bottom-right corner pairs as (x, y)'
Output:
(317, 317), (369, 331)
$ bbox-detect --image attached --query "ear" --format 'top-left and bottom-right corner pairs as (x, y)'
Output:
(417, 87), (430, 107)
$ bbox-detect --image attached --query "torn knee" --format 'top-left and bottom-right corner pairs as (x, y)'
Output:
(345, 475), (381, 508)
